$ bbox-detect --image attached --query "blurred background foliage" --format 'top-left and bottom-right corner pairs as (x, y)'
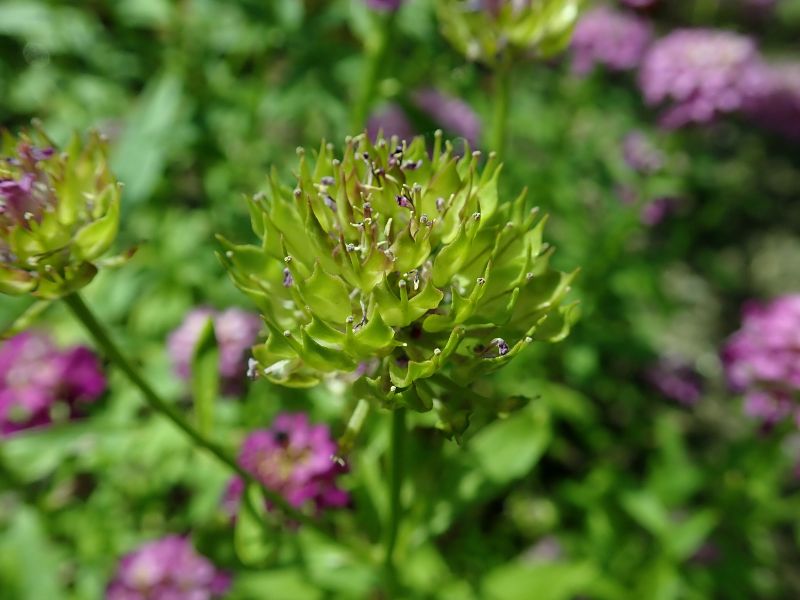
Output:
(2, 0), (800, 598)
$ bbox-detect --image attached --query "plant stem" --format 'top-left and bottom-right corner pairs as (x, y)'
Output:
(351, 11), (397, 133)
(61, 292), (335, 541)
(383, 408), (406, 592)
(488, 60), (512, 160)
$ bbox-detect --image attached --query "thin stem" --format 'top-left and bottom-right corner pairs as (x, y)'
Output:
(488, 60), (512, 160)
(351, 11), (397, 132)
(383, 408), (406, 591)
(61, 292), (335, 540)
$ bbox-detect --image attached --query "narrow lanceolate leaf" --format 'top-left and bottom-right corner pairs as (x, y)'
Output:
(191, 318), (219, 437)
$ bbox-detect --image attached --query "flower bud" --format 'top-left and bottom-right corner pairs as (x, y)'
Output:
(438, 0), (582, 66)
(0, 127), (122, 298)
(219, 133), (577, 427)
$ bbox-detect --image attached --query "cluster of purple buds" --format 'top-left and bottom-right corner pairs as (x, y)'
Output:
(638, 29), (763, 128)
(619, 0), (657, 8)
(106, 535), (230, 600)
(224, 412), (349, 515)
(646, 357), (703, 406)
(1, 331), (106, 436)
(167, 307), (261, 395)
(571, 7), (653, 75)
(722, 295), (800, 428)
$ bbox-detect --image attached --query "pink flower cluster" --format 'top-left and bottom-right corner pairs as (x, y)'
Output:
(571, 7), (653, 75)
(167, 307), (261, 395)
(638, 29), (762, 128)
(744, 62), (800, 141)
(0, 331), (105, 436)
(722, 295), (800, 427)
(106, 536), (230, 600)
(365, 0), (403, 10)
(225, 412), (349, 515)
(0, 145), (55, 231)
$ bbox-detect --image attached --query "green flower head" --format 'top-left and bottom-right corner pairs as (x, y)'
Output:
(438, 0), (582, 66)
(0, 127), (122, 299)
(220, 133), (577, 432)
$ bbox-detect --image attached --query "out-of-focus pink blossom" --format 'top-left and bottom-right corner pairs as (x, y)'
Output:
(225, 412), (349, 516)
(722, 295), (800, 428)
(571, 7), (653, 74)
(0, 332), (106, 436)
(106, 536), (230, 600)
(639, 29), (763, 128)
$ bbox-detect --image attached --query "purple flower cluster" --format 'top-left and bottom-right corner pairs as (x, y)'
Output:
(646, 357), (703, 405)
(638, 29), (762, 128)
(744, 62), (800, 141)
(225, 413), (349, 514)
(722, 295), (800, 427)
(1, 332), (105, 436)
(168, 307), (261, 395)
(365, 0), (403, 11)
(571, 7), (653, 75)
(106, 536), (230, 600)
(412, 88), (482, 147)
(620, 0), (657, 8)
(367, 90), (481, 147)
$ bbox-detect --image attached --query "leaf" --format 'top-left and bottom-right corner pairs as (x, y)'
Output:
(482, 561), (599, 600)
(72, 186), (120, 261)
(234, 484), (279, 567)
(191, 317), (219, 436)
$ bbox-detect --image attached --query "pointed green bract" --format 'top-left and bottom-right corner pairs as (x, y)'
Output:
(221, 132), (576, 431)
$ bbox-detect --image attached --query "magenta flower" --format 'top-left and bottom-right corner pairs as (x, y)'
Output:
(0, 144), (55, 229)
(744, 61), (800, 141)
(646, 357), (703, 405)
(722, 295), (800, 428)
(366, 0), (403, 10)
(640, 196), (680, 226)
(571, 7), (653, 75)
(412, 88), (482, 147)
(0, 331), (106, 436)
(106, 535), (230, 600)
(168, 307), (261, 395)
(639, 29), (762, 128)
(225, 412), (349, 515)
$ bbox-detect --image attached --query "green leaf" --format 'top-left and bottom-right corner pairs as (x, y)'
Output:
(482, 561), (599, 600)
(191, 317), (219, 436)
(234, 484), (280, 567)
(72, 186), (120, 261)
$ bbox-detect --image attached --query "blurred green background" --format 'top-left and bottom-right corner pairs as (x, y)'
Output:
(2, 0), (800, 598)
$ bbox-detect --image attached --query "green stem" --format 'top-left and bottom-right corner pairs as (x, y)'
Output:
(383, 408), (406, 592)
(351, 11), (396, 132)
(488, 61), (512, 160)
(61, 292), (335, 541)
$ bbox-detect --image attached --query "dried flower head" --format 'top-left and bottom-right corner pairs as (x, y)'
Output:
(106, 535), (230, 600)
(438, 0), (582, 66)
(0, 331), (106, 436)
(0, 127), (123, 298)
(220, 133), (576, 433)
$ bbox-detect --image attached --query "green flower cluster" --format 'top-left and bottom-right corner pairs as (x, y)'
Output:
(438, 0), (582, 66)
(221, 132), (577, 432)
(0, 128), (122, 299)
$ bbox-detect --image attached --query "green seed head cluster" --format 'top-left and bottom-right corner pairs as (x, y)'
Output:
(221, 133), (577, 432)
(438, 0), (582, 66)
(0, 128), (122, 299)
